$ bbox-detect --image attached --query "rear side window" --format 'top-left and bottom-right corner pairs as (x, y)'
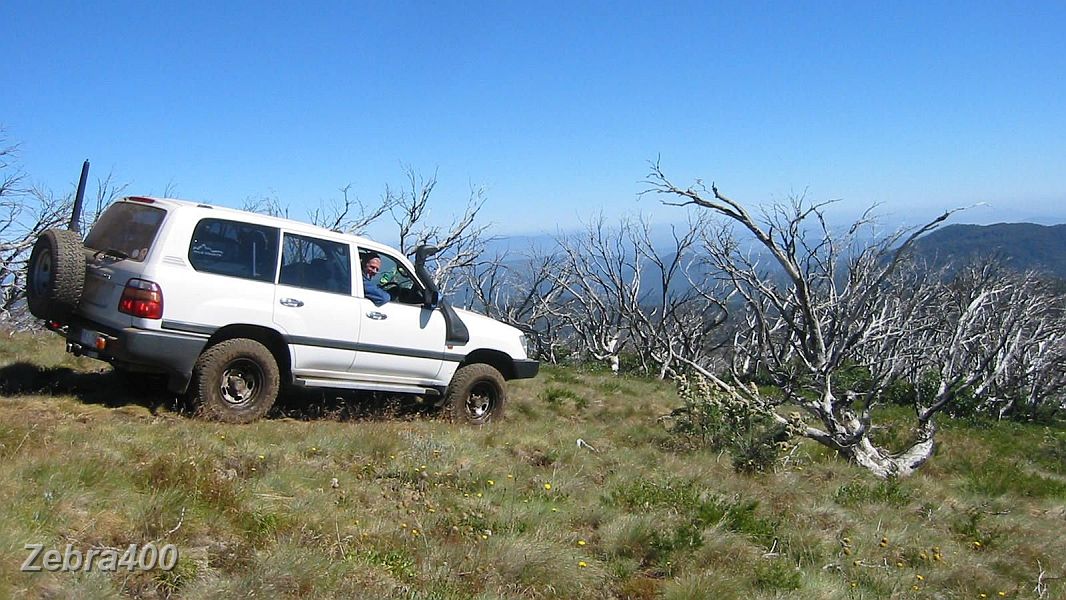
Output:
(189, 219), (279, 282)
(278, 233), (352, 295)
(84, 202), (166, 262)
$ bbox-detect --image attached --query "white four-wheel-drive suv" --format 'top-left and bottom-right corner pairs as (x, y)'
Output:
(26, 196), (538, 423)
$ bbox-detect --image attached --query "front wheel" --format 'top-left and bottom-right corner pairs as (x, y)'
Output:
(191, 339), (280, 423)
(444, 363), (507, 425)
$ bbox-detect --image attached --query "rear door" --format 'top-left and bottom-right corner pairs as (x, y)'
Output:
(272, 232), (361, 376)
(79, 200), (168, 329)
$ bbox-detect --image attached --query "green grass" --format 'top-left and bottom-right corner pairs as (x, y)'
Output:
(1, 331), (1065, 598)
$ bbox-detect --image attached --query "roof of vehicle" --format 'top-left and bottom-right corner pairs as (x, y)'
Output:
(120, 196), (399, 257)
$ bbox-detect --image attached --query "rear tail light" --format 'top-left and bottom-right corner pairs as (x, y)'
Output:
(118, 278), (164, 319)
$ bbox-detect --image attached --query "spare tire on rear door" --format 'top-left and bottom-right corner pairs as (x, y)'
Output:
(26, 229), (86, 322)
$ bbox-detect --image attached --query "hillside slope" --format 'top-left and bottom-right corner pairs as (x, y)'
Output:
(0, 333), (1064, 599)
(911, 222), (1066, 278)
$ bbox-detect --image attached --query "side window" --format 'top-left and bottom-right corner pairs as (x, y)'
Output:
(358, 248), (424, 304)
(188, 219), (279, 282)
(279, 233), (352, 295)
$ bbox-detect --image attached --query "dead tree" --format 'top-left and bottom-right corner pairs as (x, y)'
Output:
(547, 213), (732, 377)
(893, 263), (1066, 422)
(548, 215), (641, 373)
(0, 135), (126, 327)
(626, 214), (732, 379)
(645, 161), (961, 477)
(244, 184), (396, 235)
(386, 167), (492, 295)
(459, 248), (570, 362)
(313, 184), (396, 234)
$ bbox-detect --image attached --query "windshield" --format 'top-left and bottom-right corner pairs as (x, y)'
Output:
(84, 202), (166, 262)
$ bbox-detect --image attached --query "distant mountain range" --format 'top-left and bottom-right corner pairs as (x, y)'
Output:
(476, 222), (1066, 294)
(910, 223), (1066, 279)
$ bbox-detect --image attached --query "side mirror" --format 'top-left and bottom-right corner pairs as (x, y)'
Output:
(423, 289), (440, 308)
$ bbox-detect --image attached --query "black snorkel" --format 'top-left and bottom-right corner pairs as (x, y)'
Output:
(414, 245), (469, 345)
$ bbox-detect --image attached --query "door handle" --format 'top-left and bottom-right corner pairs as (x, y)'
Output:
(366, 311), (387, 320)
(279, 298), (304, 307)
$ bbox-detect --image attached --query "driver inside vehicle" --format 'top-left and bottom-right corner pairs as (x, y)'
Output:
(361, 254), (391, 306)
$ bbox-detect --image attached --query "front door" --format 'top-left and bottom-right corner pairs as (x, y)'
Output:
(350, 248), (445, 383)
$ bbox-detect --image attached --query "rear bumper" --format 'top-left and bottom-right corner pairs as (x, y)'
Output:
(65, 319), (207, 393)
(512, 359), (540, 380)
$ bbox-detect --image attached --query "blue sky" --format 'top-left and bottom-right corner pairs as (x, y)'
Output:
(4, 1), (1065, 236)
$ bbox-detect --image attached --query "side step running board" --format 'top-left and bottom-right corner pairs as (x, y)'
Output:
(293, 377), (440, 396)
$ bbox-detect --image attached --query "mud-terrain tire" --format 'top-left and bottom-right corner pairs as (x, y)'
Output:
(26, 229), (85, 321)
(444, 363), (507, 425)
(191, 339), (280, 423)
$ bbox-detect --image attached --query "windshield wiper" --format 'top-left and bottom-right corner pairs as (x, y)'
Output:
(95, 248), (129, 260)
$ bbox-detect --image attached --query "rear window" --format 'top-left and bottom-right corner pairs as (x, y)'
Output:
(85, 202), (166, 262)
(189, 219), (280, 282)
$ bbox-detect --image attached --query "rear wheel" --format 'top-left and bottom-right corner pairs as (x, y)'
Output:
(26, 229), (85, 321)
(444, 363), (507, 425)
(191, 339), (280, 423)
